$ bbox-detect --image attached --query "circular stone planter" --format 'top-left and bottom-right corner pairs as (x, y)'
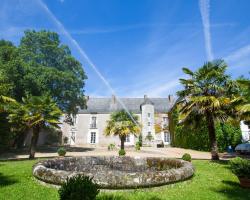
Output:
(33, 156), (195, 189)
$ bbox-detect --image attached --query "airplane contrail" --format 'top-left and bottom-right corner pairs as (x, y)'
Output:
(199, 0), (214, 61)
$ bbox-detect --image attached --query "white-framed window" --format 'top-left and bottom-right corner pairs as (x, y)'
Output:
(148, 113), (151, 118)
(163, 117), (168, 123)
(70, 131), (75, 144)
(148, 122), (151, 126)
(90, 116), (97, 128)
(164, 132), (170, 143)
(90, 132), (96, 144)
(125, 135), (130, 143)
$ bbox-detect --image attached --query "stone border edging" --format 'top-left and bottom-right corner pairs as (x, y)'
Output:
(33, 156), (195, 189)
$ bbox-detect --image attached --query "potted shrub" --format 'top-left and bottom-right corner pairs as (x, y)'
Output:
(118, 149), (126, 156)
(135, 141), (140, 151)
(108, 143), (115, 151)
(182, 153), (192, 162)
(57, 147), (67, 157)
(230, 157), (250, 188)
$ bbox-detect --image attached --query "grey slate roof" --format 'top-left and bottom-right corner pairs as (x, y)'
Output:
(78, 96), (174, 114)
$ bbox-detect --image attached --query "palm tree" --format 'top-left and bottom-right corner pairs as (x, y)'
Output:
(105, 110), (140, 151)
(177, 60), (237, 160)
(236, 79), (250, 122)
(8, 95), (62, 159)
(0, 95), (15, 113)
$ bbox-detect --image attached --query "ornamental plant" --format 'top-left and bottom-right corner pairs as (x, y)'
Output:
(119, 149), (126, 156)
(58, 175), (99, 200)
(182, 153), (192, 162)
(57, 147), (66, 156)
(108, 143), (115, 151)
(135, 141), (141, 151)
(230, 157), (250, 178)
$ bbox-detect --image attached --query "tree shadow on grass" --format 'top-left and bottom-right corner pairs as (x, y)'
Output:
(214, 180), (250, 200)
(97, 193), (126, 200)
(210, 160), (229, 165)
(209, 160), (231, 170)
(0, 169), (18, 187)
(0, 146), (95, 160)
(97, 193), (163, 200)
(37, 146), (95, 153)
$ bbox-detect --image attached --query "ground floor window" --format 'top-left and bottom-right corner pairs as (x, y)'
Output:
(164, 132), (170, 143)
(90, 132), (96, 144)
(125, 135), (130, 143)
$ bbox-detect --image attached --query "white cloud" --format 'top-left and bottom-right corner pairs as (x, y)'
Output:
(225, 44), (250, 63)
(199, 0), (214, 61)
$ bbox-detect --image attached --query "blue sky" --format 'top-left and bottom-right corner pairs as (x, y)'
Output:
(0, 0), (250, 97)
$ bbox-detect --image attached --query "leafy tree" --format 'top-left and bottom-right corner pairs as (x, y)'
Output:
(0, 40), (26, 101)
(8, 96), (62, 159)
(0, 30), (87, 149)
(0, 95), (15, 113)
(105, 110), (140, 151)
(177, 60), (238, 160)
(19, 30), (87, 115)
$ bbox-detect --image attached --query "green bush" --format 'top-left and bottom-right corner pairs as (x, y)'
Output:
(58, 175), (99, 200)
(138, 135), (142, 147)
(182, 153), (192, 162)
(63, 137), (69, 144)
(146, 133), (153, 141)
(108, 143), (115, 151)
(57, 147), (66, 156)
(45, 129), (60, 145)
(118, 149), (126, 156)
(174, 121), (242, 152)
(135, 142), (140, 151)
(230, 157), (250, 178)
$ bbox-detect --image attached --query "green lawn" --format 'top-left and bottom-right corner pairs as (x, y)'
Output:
(0, 159), (250, 200)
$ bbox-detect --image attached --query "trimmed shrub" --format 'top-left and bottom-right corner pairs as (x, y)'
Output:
(135, 142), (140, 151)
(63, 137), (69, 145)
(118, 149), (126, 156)
(108, 143), (115, 151)
(174, 121), (242, 152)
(58, 174), (99, 200)
(57, 147), (66, 156)
(45, 130), (60, 145)
(138, 135), (142, 147)
(230, 157), (250, 178)
(182, 153), (192, 162)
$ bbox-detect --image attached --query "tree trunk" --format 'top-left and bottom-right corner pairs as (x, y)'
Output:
(206, 112), (219, 160)
(29, 126), (40, 159)
(120, 135), (126, 150)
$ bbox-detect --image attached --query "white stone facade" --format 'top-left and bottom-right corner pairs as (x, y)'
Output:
(61, 95), (174, 147)
(240, 121), (250, 142)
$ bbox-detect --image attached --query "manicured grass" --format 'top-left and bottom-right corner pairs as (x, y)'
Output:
(0, 159), (250, 200)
